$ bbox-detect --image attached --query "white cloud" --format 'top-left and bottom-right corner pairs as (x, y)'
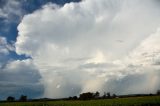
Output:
(16, 0), (160, 98)
(128, 28), (160, 66)
(0, 36), (14, 54)
(0, 0), (23, 22)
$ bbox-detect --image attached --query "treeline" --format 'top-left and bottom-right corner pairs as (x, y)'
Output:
(68, 91), (116, 100)
(6, 95), (27, 102)
(5, 90), (160, 102)
(67, 90), (160, 100)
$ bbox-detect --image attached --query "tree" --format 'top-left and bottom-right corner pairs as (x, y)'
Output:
(112, 94), (117, 98)
(7, 96), (15, 102)
(79, 92), (94, 100)
(68, 96), (78, 100)
(102, 92), (107, 99)
(94, 91), (100, 98)
(19, 95), (27, 101)
(157, 90), (160, 95)
(72, 96), (78, 100)
(107, 92), (111, 98)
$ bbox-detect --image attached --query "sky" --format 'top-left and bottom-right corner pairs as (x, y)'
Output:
(0, 0), (160, 100)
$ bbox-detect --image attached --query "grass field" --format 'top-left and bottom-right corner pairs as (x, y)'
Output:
(0, 96), (160, 106)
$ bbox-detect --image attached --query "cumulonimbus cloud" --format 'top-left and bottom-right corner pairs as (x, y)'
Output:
(16, 0), (160, 98)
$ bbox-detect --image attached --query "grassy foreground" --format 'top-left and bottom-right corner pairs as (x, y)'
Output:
(0, 96), (160, 106)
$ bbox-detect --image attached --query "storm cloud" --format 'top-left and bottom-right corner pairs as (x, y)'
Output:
(16, 0), (160, 98)
(0, 59), (43, 99)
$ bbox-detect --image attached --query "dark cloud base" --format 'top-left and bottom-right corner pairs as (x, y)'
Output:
(0, 83), (44, 100)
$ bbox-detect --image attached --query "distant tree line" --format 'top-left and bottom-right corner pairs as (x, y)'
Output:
(6, 89), (160, 102)
(6, 95), (27, 102)
(68, 91), (116, 100)
(68, 89), (160, 100)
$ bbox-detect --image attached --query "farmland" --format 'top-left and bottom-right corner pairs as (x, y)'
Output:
(0, 96), (160, 106)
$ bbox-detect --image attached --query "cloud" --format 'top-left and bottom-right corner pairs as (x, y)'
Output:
(0, 36), (14, 54)
(0, 0), (81, 23)
(0, 0), (23, 22)
(16, 0), (160, 98)
(0, 81), (43, 100)
(0, 36), (14, 71)
(128, 28), (160, 66)
(0, 59), (44, 99)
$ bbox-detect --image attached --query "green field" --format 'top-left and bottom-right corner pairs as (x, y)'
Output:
(0, 96), (160, 106)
